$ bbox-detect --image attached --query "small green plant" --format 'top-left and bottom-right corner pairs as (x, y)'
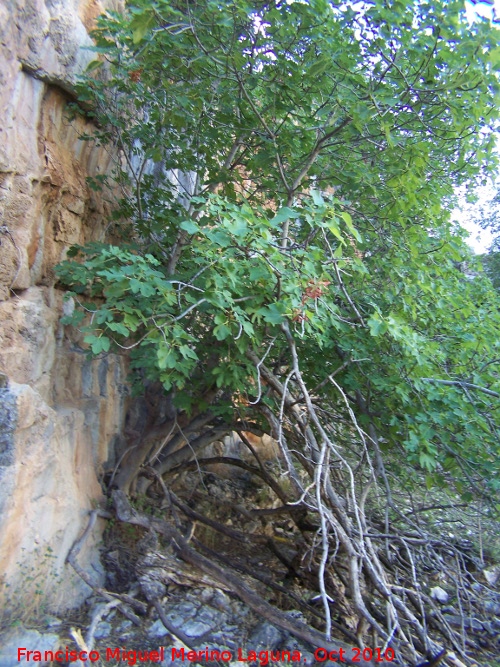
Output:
(0, 546), (63, 629)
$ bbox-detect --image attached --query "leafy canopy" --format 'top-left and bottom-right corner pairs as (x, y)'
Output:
(58, 0), (500, 496)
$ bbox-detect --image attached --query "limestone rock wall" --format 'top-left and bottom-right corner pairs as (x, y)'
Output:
(0, 0), (127, 616)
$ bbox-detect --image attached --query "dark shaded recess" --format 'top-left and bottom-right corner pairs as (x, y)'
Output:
(0, 378), (16, 468)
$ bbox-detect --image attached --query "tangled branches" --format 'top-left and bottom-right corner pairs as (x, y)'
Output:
(90, 321), (499, 667)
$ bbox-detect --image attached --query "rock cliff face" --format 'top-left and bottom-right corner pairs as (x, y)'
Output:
(0, 0), (126, 616)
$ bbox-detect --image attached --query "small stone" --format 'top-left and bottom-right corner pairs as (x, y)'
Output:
(483, 566), (500, 587)
(430, 586), (449, 603)
(484, 600), (500, 615)
(164, 612), (185, 628)
(177, 601), (197, 616)
(285, 609), (306, 622)
(117, 620), (133, 633)
(210, 634), (240, 651)
(197, 607), (221, 625)
(0, 628), (59, 666)
(211, 590), (231, 611)
(148, 619), (170, 637)
(282, 639), (315, 666)
(248, 622), (282, 650)
(183, 620), (212, 638)
(94, 621), (111, 639)
(199, 587), (215, 603)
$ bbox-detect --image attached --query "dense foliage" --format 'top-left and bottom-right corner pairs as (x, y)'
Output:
(482, 248), (500, 290)
(57, 1), (500, 659)
(59, 0), (500, 494)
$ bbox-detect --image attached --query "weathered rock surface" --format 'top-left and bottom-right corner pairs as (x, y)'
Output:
(0, 0), (127, 617)
(0, 626), (59, 667)
(85, 586), (316, 667)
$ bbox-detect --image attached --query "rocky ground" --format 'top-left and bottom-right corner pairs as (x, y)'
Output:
(2, 464), (500, 667)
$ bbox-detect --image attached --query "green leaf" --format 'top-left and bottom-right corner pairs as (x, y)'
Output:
(308, 58), (329, 79)
(84, 335), (110, 354)
(326, 216), (344, 243)
(489, 46), (500, 69)
(107, 321), (130, 336)
(85, 60), (103, 73)
(214, 324), (231, 340)
(256, 302), (287, 325)
(269, 207), (300, 227)
(311, 190), (325, 207)
(419, 452), (436, 471)
(367, 314), (388, 337)
(157, 345), (177, 370)
(241, 320), (254, 336)
(180, 220), (200, 234)
(340, 211), (362, 242)
(179, 345), (199, 360)
(131, 13), (155, 43)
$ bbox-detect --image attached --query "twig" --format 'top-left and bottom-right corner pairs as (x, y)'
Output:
(66, 510), (145, 624)
(421, 378), (499, 398)
(85, 599), (121, 650)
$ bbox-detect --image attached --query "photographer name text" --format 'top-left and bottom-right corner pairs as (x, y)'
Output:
(17, 646), (395, 665)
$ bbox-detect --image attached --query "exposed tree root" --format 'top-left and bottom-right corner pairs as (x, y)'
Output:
(69, 341), (498, 667)
(110, 490), (394, 667)
(66, 509), (146, 625)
